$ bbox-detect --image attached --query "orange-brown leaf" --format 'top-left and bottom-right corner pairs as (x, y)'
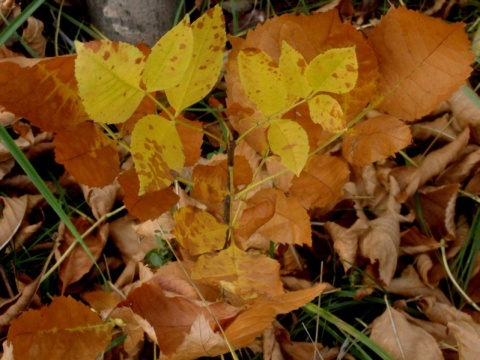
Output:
(342, 115), (412, 166)
(290, 155), (350, 209)
(368, 6), (474, 121)
(54, 121), (120, 187)
(118, 168), (179, 222)
(7, 296), (114, 360)
(0, 56), (88, 131)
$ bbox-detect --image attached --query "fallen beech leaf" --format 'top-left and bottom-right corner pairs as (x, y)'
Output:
(176, 117), (203, 167)
(290, 154), (350, 209)
(393, 127), (469, 201)
(0, 276), (40, 336)
(239, 188), (311, 246)
(342, 115), (412, 166)
(448, 87), (480, 129)
(75, 40), (146, 124)
(370, 306), (443, 359)
(173, 206), (228, 256)
(368, 6), (473, 120)
(118, 279), (239, 356)
(7, 296), (114, 360)
(81, 182), (120, 220)
(0, 196), (28, 251)
(192, 244), (284, 300)
(56, 217), (109, 292)
(54, 121), (120, 187)
(436, 147), (480, 185)
(448, 321), (480, 360)
(118, 168), (179, 222)
(0, 56), (88, 131)
(190, 162), (228, 215)
(108, 307), (144, 358)
(22, 16), (46, 58)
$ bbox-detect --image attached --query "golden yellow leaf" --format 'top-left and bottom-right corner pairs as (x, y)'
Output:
(131, 115), (185, 194)
(307, 94), (345, 132)
(75, 40), (146, 124)
(279, 41), (312, 99)
(267, 119), (309, 176)
(238, 48), (289, 117)
(143, 16), (194, 91)
(166, 6), (226, 114)
(192, 244), (284, 300)
(7, 296), (114, 360)
(306, 47), (358, 94)
(173, 206), (228, 256)
(368, 7), (473, 120)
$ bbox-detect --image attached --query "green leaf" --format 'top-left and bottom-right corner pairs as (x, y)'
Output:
(279, 41), (312, 99)
(267, 119), (309, 176)
(306, 47), (358, 94)
(238, 48), (289, 117)
(131, 115), (185, 194)
(166, 5), (226, 114)
(143, 16), (194, 91)
(75, 40), (146, 124)
(308, 94), (345, 132)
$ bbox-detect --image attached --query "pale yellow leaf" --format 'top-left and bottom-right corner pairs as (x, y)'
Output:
(166, 6), (226, 114)
(267, 119), (309, 176)
(143, 16), (194, 91)
(306, 47), (358, 94)
(279, 41), (312, 99)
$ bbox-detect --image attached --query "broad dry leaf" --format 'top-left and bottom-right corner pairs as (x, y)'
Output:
(393, 127), (469, 201)
(118, 279), (239, 356)
(54, 121), (120, 187)
(190, 163), (228, 215)
(448, 87), (480, 129)
(0, 196), (27, 251)
(289, 154), (350, 209)
(22, 16), (46, 58)
(56, 217), (109, 292)
(7, 296), (114, 360)
(81, 181), (120, 220)
(436, 146), (480, 185)
(108, 307), (144, 358)
(75, 40), (146, 124)
(166, 6), (226, 114)
(238, 188), (311, 246)
(342, 115), (412, 166)
(192, 244), (284, 300)
(368, 6), (473, 121)
(0, 56), (88, 131)
(448, 321), (480, 360)
(131, 114), (184, 194)
(173, 206), (228, 256)
(324, 219), (369, 272)
(370, 306), (443, 360)
(176, 117), (203, 166)
(118, 168), (179, 222)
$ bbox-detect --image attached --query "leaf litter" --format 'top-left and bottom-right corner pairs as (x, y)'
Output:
(0, 1), (479, 359)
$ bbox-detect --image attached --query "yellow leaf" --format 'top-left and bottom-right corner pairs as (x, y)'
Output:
(192, 245), (284, 300)
(308, 94), (345, 132)
(267, 119), (309, 176)
(279, 41), (312, 99)
(75, 40), (146, 124)
(306, 47), (358, 94)
(143, 16), (194, 91)
(173, 206), (228, 256)
(238, 48), (289, 117)
(166, 6), (226, 114)
(131, 115), (185, 194)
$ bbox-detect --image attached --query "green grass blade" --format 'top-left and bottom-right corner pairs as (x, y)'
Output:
(0, 125), (108, 286)
(0, 0), (45, 46)
(303, 303), (394, 360)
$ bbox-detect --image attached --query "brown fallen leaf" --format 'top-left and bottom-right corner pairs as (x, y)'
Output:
(370, 306), (443, 359)
(0, 196), (28, 251)
(7, 296), (114, 360)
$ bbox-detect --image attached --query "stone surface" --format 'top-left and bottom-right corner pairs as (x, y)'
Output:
(85, 0), (177, 46)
